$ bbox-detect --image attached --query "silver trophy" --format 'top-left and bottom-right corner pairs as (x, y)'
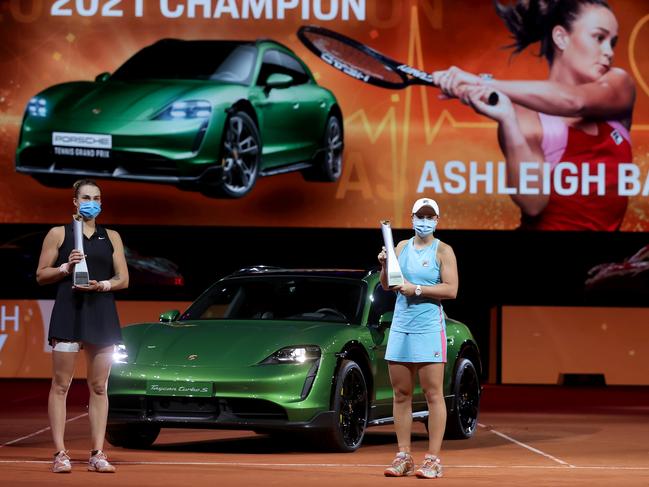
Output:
(381, 220), (404, 287)
(72, 216), (89, 287)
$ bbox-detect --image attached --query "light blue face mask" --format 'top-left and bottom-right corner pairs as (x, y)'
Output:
(78, 201), (101, 219)
(413, 216), (437, 237)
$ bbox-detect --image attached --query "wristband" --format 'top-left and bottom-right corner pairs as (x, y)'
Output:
(479, 73), (493, 82)
(58, 263), (71, 275)
(98, 280), (112, 292)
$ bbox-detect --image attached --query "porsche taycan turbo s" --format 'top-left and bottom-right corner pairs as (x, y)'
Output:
(106, 267), (482, 452)
(16, 39), (343, 198)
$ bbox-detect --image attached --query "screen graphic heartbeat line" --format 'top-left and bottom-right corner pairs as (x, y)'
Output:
(343, 6), (498, 225)
(342, 5), (649, 226)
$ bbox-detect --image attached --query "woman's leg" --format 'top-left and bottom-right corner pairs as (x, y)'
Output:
(49, 347), (78, 452)
(388, 361), (417, 453)
(84, 343), (114, 451)
(418, 362), (446, 456)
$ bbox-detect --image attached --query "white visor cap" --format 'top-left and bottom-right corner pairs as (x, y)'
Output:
(411, 198), (440, 216)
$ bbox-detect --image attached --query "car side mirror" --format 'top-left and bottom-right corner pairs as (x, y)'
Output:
(159, 309), (180, 323)
(378, 311), (393, 328)
(265, 73), (293, 89)
(95, 72), (111, 82)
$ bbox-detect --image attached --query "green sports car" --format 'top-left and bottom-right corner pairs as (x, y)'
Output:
(106, 267), (482, 452)
(16, 39), (343, 198)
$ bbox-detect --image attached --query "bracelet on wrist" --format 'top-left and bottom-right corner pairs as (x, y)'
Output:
(99, 280), (112, 292)
(479, 73), (494, 84)
(58, 263), (71, 275)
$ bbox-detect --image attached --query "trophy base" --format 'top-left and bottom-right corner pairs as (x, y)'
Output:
(387, 272), (404, 287)
(73, 272), (89, 287)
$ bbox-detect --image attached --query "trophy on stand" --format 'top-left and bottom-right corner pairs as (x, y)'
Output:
(72, 216), (89, 287)
(380, 220), (404, 287)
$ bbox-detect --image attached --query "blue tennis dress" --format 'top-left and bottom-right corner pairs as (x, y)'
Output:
(385, 237), (447, 363)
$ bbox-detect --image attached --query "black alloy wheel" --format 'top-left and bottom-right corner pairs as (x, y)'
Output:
(323, 115), (343, 180)
(303, 113), (343, 182)
(209, 111), (260, 198)
(445, 358), (480, 439)
(322, 359), (368, 452)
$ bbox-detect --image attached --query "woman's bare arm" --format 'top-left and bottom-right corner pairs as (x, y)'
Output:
(435, 66), (635, 125)
(490, 68), (635, 122)
(464, 86), (550, 217)
(36, 227), (67, 285)
(106, 230), (129, 291)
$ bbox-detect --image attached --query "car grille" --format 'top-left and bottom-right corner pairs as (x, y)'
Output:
(109, 395), (288, 421)
(18, 147), (181, 176)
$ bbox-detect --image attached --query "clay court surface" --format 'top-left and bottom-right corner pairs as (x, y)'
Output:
(1, 382), (648, 486)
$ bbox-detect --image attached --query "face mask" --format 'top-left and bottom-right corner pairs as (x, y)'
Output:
(413, 216), (437, 237)
(78, 201), (101, 219)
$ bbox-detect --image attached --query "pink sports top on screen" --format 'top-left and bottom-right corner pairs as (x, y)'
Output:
(520, 113), (632, 231)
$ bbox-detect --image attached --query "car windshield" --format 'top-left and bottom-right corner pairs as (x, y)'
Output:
(180, 276), (365, 323)
(111, 41), (257, 84)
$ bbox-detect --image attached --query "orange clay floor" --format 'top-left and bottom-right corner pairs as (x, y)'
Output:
(1, 381), (648, 487)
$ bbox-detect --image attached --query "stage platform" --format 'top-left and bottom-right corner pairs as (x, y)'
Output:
(1, 381), (648, 486)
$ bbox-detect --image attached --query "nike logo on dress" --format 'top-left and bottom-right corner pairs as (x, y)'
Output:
(98, 237), (106, 240)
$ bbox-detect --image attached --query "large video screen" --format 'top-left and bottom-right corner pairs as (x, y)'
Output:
(1, 0), (648, 230)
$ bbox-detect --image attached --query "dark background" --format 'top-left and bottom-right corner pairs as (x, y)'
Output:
(3, 223), (648, 380)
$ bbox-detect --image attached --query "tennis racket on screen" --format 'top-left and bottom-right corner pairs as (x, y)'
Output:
(297, 25), (498, 106)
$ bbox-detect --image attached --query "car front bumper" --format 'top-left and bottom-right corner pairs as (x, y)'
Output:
(15, 115), (226, 186)
(107, 356), (336, 427)
(107, 394), (338, 433)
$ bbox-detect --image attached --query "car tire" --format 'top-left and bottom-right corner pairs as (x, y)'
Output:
(445, 358), (480, 439)
(105, 423), (160, 449)
(202, 111), (260, 198)
(302, 113), (343, 182)
(319, 359), (368, 452)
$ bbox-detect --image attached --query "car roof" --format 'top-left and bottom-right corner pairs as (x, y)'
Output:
(152, 38), (293, 52)
(228, 266), (375, 280)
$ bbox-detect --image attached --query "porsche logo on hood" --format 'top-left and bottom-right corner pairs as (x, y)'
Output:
(92, 108), (101, 115)
(187, 354), (198, 361)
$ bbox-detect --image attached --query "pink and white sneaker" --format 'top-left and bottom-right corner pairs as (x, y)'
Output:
(52, 450), (72, 473)
(415, 454), (443, 479)
(384, 451), (415, 477)
(88, 450), (116, 473)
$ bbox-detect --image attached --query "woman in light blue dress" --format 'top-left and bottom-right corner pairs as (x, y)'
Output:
(378, 198), (458, 479)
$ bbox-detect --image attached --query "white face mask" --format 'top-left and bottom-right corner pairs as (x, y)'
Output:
(412, 216), (437, 237)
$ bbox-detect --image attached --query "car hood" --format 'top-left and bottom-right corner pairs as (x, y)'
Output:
(129, 320), (349, 367)
(53, 80), (219, 120)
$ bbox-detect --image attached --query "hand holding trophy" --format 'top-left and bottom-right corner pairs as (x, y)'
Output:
(72, 215), (90, 287)
(380, 220), (404, 287)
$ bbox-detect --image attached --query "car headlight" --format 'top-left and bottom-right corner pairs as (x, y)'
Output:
(261, 346), (321, 365)
(113, 344), (128, 364)
(154, 100), (211, 120)
(27, 97), (48, 117)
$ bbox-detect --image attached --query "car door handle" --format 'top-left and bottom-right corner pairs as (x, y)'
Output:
(292, 103), (300, 110)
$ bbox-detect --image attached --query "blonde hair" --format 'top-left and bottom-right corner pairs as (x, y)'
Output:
(73, 179), (100, 198)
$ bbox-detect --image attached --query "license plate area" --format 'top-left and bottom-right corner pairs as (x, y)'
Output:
(150, 396), (219, 416)
(52, 146), (111, 158)
(52, 131), (112, 159)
